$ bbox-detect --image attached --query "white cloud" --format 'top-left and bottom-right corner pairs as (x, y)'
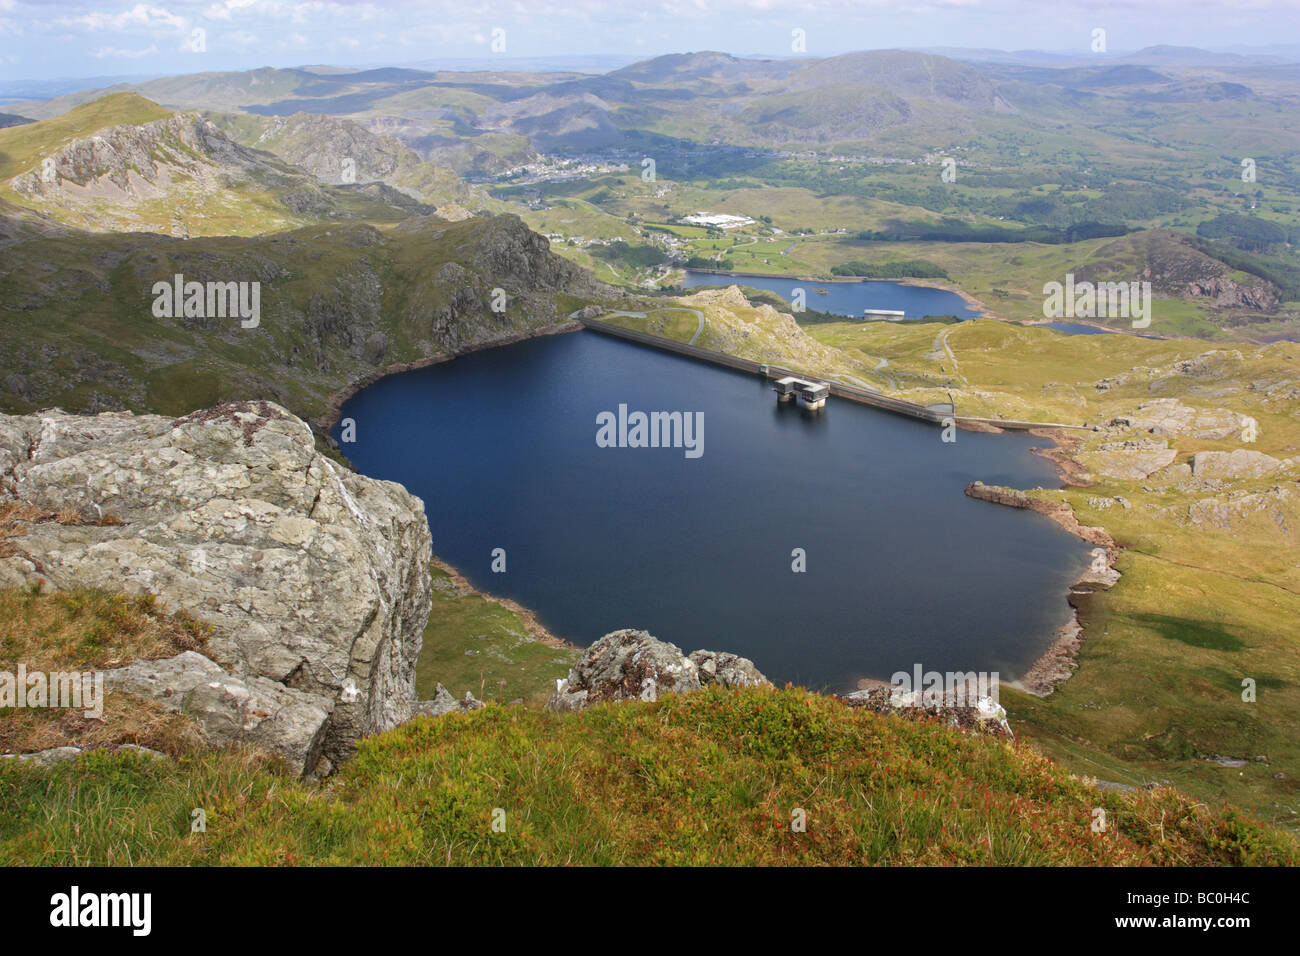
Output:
(91, 42), (161, 59)
(61, 4), (187, 33)
(205, 0), (258, 20)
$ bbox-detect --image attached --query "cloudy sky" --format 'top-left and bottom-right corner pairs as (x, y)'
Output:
(1, 0), (1296, 82)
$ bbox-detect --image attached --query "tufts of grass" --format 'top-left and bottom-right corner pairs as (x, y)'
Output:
(0, 587), (213, 757)
(0, 687), (1293, 866)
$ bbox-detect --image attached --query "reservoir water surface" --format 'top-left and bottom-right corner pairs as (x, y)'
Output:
(678, 270), (980, 320)
(335, 331), (1089, 693)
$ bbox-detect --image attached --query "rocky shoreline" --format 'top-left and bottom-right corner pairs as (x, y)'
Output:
(315, 319), (582, 434)
(965, 455), (1120, 696)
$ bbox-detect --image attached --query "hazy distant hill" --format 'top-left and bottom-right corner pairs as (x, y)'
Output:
(7, 47), (1297, 160)
(209, 110), (477, 213)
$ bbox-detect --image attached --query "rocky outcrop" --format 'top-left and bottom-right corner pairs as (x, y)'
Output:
(1113, 398), (1254, 441)
(0, 401), (439, 775)
(547, 629), (770, 712)
(841, 685), (1012, 737)
(408, 683), (485, 719)
(0, 743), (165, 766)
(1084, 231), (1280, 313)
(1079, 438), (1178, 480)
(103, 651), (332, 776)
(11, 112), (284, 201)
(689, 650), (771, 689)
(243, 112), (411, 185)
(964, 482), (1114, 547)
(1183, 485), (1296, 533)
(1191, 449), (1291, 480)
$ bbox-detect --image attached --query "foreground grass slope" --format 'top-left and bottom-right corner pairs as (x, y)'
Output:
(2, 687), (1294, 866)
(4, 585), (1290, 865)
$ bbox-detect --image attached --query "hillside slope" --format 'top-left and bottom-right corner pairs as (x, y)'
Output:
(209, 110), (477, 216)
(0, 686), (1293, 865)
(0, 209), (616, 425)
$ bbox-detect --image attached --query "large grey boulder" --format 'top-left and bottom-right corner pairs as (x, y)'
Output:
(1191, 449), (1290, 480)
(0, 401), (433, 773)
(547, 629), (770, 712)
(1079, 438), (1177, 480)
(103, 651), (332, 776)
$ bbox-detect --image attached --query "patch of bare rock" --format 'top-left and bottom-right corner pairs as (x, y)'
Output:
(546, 629), (771, 711)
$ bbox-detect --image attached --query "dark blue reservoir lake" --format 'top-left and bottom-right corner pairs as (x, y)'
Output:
(1039, 321), (1114, 335)
(679, 270), (980, 320)
(334, 331), (1089, 693)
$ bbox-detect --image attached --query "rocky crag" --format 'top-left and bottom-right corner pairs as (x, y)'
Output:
(547, 629), (772, 712)
(0, 401), (446, 775)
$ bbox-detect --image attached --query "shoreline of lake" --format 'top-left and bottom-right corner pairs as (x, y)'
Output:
(316, 319), (582, 434)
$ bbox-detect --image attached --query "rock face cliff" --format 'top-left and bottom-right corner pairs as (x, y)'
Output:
(0, 401), (435, 775)
(11, 113), (279, 202)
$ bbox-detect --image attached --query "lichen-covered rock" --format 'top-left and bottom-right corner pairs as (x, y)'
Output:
(103, 651), (332, 776)
(842, 685), (1013, 737)
(1080, 438), (1178, 480)
(0, 401), (433, 773)
(548, 629), (701, 711)
(1120, 398), (1254, 441)
(1183, 485), (1298, 534)
(688, 650), (772, 689)
(547, 629), (770, 712)
(1191, 449), (1291, 479)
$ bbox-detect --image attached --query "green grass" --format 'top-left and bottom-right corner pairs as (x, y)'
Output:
(0, 93), (171, 180)
(0, 213), (611, 424)
(0, 584), (213, 757)
(2, 687), (1293, 866)
(415, 566), (580, 708)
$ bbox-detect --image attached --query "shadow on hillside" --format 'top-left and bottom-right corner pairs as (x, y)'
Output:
(1129, 613), (1246, 652)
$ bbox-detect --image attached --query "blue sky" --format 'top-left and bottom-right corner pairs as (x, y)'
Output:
(1, 0), (1297, 82)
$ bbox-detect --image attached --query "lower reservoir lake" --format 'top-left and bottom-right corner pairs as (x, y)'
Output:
(679, 270), (980, 320)
(335, 331), (1090, 693)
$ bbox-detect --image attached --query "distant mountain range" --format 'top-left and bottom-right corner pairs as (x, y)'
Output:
(11, 45), (1290, 166)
